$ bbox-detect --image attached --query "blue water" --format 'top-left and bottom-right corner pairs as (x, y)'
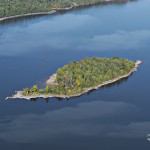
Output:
(0, 0), (150, 149)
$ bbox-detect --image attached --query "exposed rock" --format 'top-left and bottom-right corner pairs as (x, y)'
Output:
(6, 60), (142, 100)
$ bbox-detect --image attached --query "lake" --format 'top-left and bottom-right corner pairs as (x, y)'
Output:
(0, 0), (150, 149)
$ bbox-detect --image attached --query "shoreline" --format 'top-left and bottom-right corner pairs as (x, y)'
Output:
(0, 10), (56, 22)
(6, 60), (142, 100)
(0, 0), (125, 22)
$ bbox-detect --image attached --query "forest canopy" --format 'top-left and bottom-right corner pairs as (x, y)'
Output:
(23, 57), (135, 96)
(0, 0), (128, 18)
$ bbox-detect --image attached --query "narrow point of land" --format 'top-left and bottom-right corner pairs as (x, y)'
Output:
(6, 58), (142, 100)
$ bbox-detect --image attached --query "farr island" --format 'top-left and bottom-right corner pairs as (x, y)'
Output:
(7, 57), (142, 100)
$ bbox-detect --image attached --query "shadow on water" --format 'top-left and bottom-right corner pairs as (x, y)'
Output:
(0, 0), (137, 26)
(0, 14), (52, 26)
(85, 75), (130, 95)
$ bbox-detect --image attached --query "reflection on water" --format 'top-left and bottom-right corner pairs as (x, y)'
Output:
(147, 135), (150, 141)
(1, 17), (150, 56)
(0, 0), (129, 26)
(0, 100), (141, 143)
(0, 0), (150, 149)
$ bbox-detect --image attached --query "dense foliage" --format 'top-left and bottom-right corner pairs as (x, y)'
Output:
(24, 57), (135, 96)
(0, 0), (128, 18)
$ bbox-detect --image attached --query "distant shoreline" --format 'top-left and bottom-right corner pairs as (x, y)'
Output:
(0, 10), (56, 22)
(0, 0), (125, 22)
(6, 60), (142, 100)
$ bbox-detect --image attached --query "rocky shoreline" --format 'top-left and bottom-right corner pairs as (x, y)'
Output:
(6, 60), (142, 100)
(0, 10), (56, 22)
(0, 0), (126, 22)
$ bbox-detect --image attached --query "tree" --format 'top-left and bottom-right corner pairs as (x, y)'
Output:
(30, 85), (38, 93)
(45, 85), (50, 93)
(75, 79), (80, 86)
(24, 88), (29, 95)
(24, 57), (135, 96)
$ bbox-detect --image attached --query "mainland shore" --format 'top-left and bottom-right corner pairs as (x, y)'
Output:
(0, 10), (56, 22)
(6, 60), (142, 100)
(0, 0), (126, 22)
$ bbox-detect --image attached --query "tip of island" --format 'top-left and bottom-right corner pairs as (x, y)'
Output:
(6, 57), (142, 100)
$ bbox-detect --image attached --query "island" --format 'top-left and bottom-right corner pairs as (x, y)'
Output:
(0, 0), (128, 22)
(6, 57), (142, 100)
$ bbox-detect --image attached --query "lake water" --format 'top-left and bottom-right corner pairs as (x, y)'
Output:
(0, 0), (150, 149)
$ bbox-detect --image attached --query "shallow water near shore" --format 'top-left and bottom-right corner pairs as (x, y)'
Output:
(0, 0), (150, 150)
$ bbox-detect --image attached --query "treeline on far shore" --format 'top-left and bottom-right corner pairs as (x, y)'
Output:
(0, 0), (128, 18)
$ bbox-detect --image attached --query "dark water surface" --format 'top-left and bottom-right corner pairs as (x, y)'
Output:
(0, 0), (150, 149)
